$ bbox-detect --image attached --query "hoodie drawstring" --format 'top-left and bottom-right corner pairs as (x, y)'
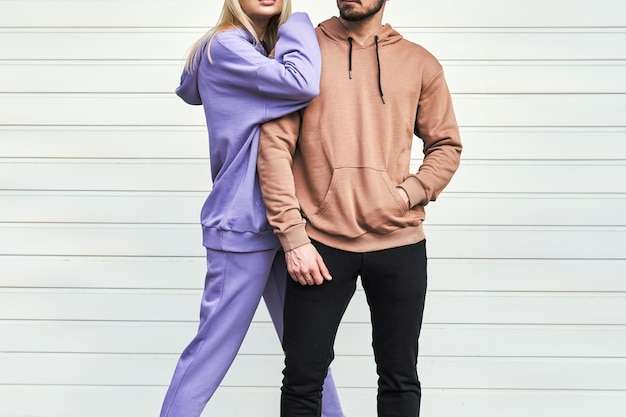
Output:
(347, 37), (353, 79)
(346, 36), (385, 104)
(374, 36), (385, 104)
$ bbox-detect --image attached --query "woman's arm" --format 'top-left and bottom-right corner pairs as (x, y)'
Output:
(211, 12), (321, 119)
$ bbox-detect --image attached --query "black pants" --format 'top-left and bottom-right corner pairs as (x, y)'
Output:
(281, 240), (428, 417)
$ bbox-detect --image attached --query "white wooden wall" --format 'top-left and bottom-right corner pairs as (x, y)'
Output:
(1, 0), (625, 416)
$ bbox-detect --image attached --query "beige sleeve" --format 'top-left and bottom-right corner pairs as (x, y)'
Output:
(257, 111), (311, 251)
(408, 69), (463, 206)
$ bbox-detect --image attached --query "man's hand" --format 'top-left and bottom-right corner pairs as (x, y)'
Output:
(285, 243), (332, 286)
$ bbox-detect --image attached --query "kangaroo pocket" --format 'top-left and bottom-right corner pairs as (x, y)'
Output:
(307, 167), (421, 239)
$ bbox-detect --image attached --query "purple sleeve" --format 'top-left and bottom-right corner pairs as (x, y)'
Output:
(257, 12), (322, 120)
(210, 12), (321, 120)
(176, 68), (202, 105)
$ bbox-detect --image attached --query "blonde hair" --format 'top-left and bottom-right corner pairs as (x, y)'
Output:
(184, 0), (292, 71)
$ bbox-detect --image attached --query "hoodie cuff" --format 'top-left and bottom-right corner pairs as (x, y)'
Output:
(400, 176), (428, 207)
(277, 221), (311, 252)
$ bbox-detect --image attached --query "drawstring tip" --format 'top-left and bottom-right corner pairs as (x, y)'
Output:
(349, 70), (352, 79)
(381, 95), (386, 104)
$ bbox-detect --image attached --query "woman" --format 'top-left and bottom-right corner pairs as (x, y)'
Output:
(159, 1), (345, 416)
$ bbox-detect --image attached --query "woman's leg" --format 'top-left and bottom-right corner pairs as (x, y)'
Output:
(160, 248), (277, 417)
(262, 252), (346, 417)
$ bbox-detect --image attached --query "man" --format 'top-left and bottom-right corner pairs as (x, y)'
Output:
(257, 0), (462, 415)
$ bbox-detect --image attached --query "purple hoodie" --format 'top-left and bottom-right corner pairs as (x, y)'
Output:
(176, 12), (321, 252)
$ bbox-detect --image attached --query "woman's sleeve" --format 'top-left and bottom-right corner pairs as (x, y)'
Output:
(212, 12), (321, 120)
(258, 12), (321, 119)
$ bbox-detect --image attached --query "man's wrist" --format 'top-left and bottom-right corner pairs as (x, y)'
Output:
(278, 221), (310, 251)
(398, 186), (411, 209)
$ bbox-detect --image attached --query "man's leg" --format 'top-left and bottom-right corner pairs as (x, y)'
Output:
(361, 240), (428, 417)
(280, 242), (361, 417)
(263, 252), (346, 417)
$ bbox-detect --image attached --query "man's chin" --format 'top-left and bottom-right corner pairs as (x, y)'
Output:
(339, 10), (359, 21)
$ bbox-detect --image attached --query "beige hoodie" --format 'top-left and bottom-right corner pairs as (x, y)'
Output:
(258, 17), (462, 252)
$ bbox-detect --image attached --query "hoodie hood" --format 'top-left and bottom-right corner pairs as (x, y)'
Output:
(318, 17), (403, 103)
(318, 16), (403, 47)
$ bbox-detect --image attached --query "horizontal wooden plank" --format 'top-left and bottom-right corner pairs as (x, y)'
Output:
(443, 162), (626, 194)
(3, 61), (625, 94)
(2, 127), (625, 160)
(1, 386), (624, 417)
(1, 353), (625, 390)
(2, 93), (624, 127)
(0, 127), (208, 158)
(0, 0), (623, 28)
(443, 62), (626, 94)
(3, 320), (625, 358)
(458, 128), (626, 160)
(404, 30), (626, 61)
(0, 256), (206, 289)
(0, 93), (206, 127)
(331, 356), (626, 391)
(1, 256), (624, 292)
(377, 388), (626, 417)
(428, 194), (626, 226)
(0, 0), (221, 28)
(339, 356), (626, 391)
(1, 30), (625, 61)
(0, 224), (207, 256)
(385, 0), (626, 28)
(1, 288), (624, 325)
(424, 226), (626, 259)
(451, 94), (626, 127)
(0, 159), (214, 192)
(298, 324), (626, 358)
(2, 191), (625, 227)
(1, 224), (625, 259)
(10, 383), (626, 417)
(0, 61), (184, 94)
(425, 259), (626, 291)
(2, 159), (626, 193)
(0, 192), (205, 223)
(0, 385), (165, 417)
(0, 386), (281, 417)
(391, 291), (626, 326)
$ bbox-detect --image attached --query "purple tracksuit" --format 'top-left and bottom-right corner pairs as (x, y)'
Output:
(159, 13), (344, 417)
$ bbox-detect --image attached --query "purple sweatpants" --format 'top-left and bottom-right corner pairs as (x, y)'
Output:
(159, 248), (345, 417)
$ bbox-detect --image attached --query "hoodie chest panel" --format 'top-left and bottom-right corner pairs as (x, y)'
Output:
(303, 42), (422, 169)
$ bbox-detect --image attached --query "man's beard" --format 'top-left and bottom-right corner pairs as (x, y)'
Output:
(339, 0), (385, 22)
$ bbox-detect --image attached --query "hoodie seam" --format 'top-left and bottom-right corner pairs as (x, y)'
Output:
(422, 67), (444, 90)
